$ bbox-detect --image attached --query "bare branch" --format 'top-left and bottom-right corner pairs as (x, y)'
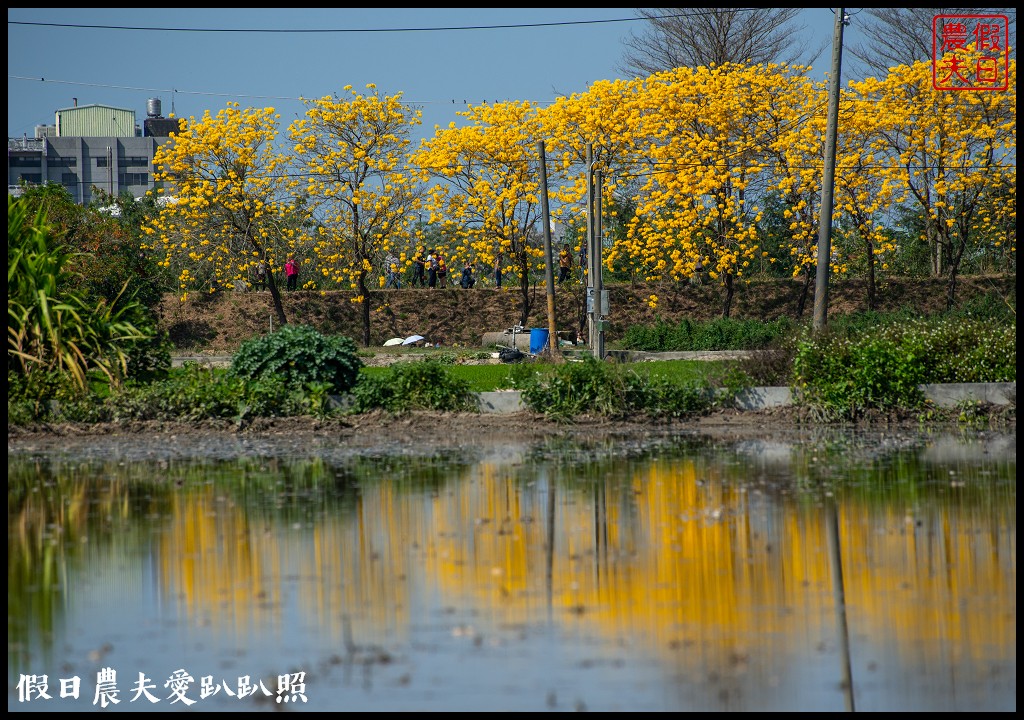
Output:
(618, 7), (825, 78)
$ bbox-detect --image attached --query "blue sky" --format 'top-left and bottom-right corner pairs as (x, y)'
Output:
(8, 8), (859, 146)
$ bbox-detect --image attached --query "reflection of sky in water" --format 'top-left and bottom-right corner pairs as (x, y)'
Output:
(8, 433), (1016, 711)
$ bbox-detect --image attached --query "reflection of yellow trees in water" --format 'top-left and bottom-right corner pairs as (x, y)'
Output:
(163, 490), (275, 639)
(158, 458), (1014, 670)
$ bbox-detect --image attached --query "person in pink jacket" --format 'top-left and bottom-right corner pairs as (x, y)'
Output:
(285, 256), (299, 290)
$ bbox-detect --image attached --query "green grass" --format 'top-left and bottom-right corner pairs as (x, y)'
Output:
(624, 359), (729, 384)
(360, 358), (726, 392)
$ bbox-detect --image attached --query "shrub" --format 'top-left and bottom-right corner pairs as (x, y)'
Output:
(228, 324), (363, 393)
(621, 316), (795, 351)
(350, 360), (476, 413)
(731, 341), (798, 387)
(517, 356), (715, 421)
(102, 365), (307, 422)
(793, 325), (926, 420)
(791, 316), (1015, 420)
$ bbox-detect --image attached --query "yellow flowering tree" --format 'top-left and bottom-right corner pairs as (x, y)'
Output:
(849, 55), (1016, 307)
(411, 101), (546, 326)
(144, 103), (303, 326)
(538, 65), (842, 319)
(751, 69), (831, 315)
(539, 77), (652, 285)
(613, 63), (820, 317)
(829, 87), (903, 310)
(289, 85), (422, 346)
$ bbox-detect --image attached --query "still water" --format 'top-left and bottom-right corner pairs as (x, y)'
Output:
(8, 428), (1016, 712)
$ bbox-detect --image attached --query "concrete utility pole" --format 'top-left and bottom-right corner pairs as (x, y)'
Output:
(586, 145), (596, 349)
(585, 145), (605, 359)
(593, 168), (605, 360)
(813, 8), (848, 333)
(538, 140), (559, 356)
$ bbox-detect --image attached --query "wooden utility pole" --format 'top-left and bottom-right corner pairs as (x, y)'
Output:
(538, 140), (559, 356)
(813, 8), (848, 332)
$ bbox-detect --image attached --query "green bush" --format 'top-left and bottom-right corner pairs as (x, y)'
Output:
(7, 368), (102, 424)
(517, 356), (715, 421)
(102, 366), (307, 422)
(793, 327), (924, 419)
(901, 318), (1015, 384)
(350, 360), (476, 413)
(228, 324), (363, 393)
(622, 373), (715, 419)
(792, 317), (1016, 420)
(944, 289), (1016, 323)
(621, 316), (795, 351)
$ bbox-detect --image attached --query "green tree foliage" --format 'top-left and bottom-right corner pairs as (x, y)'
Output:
(8, 195), (158, 394)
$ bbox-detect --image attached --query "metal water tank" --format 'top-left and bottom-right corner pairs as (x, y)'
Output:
(147, 98), (162, 118)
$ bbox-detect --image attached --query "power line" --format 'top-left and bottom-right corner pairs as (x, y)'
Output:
(6, 75), (561, 108)
(8, 13), (692, 34)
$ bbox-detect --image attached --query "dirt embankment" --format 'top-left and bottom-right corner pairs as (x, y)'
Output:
(14, 403), (1014, 457)
(156, 275), (1015, 355)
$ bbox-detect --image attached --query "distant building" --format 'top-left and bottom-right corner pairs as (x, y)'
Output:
(7, 98), (179, 205)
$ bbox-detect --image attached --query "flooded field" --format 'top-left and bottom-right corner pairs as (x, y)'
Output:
(8, 425), (1016, 712)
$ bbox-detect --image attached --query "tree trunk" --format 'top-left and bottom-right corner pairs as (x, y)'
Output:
(576, 284), (587, 342)
(795, 272), (812, 318)
(721, 273), (734, 319)
(864, 235), (877, 311)
(267, 273), (288, 327)
(518, 278), (532, 327)
(944, 218), (970, 311)
(513, 248), (533, 327)
(358, 272), (371, 347)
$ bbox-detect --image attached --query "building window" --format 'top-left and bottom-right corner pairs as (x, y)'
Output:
(122, 156), (150, 167)
(61, 173), (78, 186)
(19, 173), (42, 185)
(50, 157), (78, 167)
(8, 157), (40, 167)
(119, 172), (149, 187)
(96, 157), (108, 167)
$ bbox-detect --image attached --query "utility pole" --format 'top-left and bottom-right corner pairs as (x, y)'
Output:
(586, 145), (596, 351)
(585, 146), (605, 359)
(593, 168), (605, 360)
(538, 140), (559, 356)
(813, 8), (848, 332)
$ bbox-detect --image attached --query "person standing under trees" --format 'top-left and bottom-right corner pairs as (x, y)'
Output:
(437, 253), (448, 288)
(411, 247), (427, 287)
(285, 255), (299, 290)
(558, 244), (572, 284)
(384, 252), (401, 289)
(253, 258), (268, 291)
(427, 250), (439, 288)
(493, 251), (503, 288)
(460, 261), (476, 289)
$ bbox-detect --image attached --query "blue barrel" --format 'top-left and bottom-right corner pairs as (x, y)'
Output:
(529, 328), (550, 354)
